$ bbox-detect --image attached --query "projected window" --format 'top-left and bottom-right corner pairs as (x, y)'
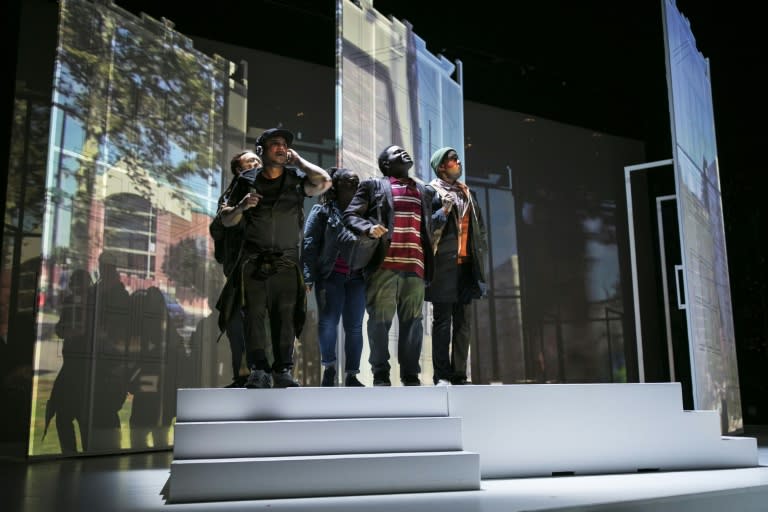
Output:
(22, 0), (243, 456)
(339, 0), (464, 181)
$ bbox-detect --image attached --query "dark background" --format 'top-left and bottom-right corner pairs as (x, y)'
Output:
(4, 0), (766, 418)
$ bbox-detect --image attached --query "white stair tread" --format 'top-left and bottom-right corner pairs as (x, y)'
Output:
(174, 416), (464, 459)
(169, 450), (480, 502)
(176, 386), (449, 422)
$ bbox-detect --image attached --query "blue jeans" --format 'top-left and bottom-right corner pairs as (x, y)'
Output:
(365, 268), (425, 378)
(315, 271), (365, 374)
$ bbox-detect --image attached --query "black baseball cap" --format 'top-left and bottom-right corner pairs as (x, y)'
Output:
(256, 128), (294, 148)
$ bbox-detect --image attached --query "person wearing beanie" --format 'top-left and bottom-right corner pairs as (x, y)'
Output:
(426, 147), (488, 385)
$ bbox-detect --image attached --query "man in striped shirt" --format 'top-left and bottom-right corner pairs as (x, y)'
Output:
(343, 145), (435, 386)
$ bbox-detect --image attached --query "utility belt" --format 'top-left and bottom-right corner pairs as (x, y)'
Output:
(241, 248), (295, 280)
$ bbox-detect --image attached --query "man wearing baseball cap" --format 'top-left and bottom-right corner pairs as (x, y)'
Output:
(219, 128), (331, 388)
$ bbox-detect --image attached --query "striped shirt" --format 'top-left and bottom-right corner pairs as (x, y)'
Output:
(381, 177), (424, 277)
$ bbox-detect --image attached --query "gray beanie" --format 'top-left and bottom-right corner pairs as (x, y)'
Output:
(430, 147), (455, 174)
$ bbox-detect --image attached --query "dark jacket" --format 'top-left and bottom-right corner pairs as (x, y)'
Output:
(209, 217), (242, 277)
(343, 176), (435, 283)
(226, 166), (307, 260)
(302, 201), (347, 285)
(426, 182), (488, 303)
(210, 177), (243, 277)
(216, 166), (307, 335)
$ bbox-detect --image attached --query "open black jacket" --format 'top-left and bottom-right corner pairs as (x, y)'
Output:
(342, 176), (435, 283)
(425, 182), (488, 303)
(214, 166), (307, 337)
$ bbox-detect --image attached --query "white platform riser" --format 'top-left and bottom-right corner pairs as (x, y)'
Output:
(464, 409), (722, 455)
(446, 383), (685, 417)
(446, 386), (757, 478)
(173, 416), (463, 459)
(169, 451), (480, 502)
(171, 382), (759, 494)
(176, 383), (685, 423)
(176, 386), (448, 422)
(475, 436), (758, 478)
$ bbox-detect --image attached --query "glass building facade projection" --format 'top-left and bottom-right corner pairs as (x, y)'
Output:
(662, 0), (741, 432)
(3, 0), (246, 456)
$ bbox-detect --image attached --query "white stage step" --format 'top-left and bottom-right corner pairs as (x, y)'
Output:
(446, 383), (758, 478)
(173, 416), (463, 459)
(176, 386), (448, 422)
(169, 382), (758, 502)
(169, 451), (481, 502)
(170, 387), (478, 503)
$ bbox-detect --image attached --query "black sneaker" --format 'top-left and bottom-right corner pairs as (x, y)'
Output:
(451, 375), (470, 385)
(372, 371), (391, 386)
(273, 369), (300, 388)
(225, 375), (247, 388)
(321, 367), (336, 387)
(245, 369), (272, 389)
(402, 375), (421, 386)
(344, 374), (365, 387)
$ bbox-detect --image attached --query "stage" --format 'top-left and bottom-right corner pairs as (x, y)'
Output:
(4, 384), (767, 510)
(3, 440), (767, 511)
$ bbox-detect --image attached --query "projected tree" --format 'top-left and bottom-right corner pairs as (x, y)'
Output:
(162, 237), (215, 294)
(54, 0), (226, 257)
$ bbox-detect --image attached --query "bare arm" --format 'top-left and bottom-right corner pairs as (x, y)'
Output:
(287, 149), (331, 197)
(220, 191), (263, 227)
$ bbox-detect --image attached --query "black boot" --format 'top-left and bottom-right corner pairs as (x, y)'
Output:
(322, 366), (336, 386)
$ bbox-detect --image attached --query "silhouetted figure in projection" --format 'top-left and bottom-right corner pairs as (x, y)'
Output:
(190, 288), (233, 388)
(209, 150), (262, 387)
(1, 257), (41, 450)
(343, 145), (435, 386)
(128, 286), (180, 449)
(303, 167), (366, 387)
(45, 268), (93, 454)
(218, 128), (331, 388)
(87, 251), (131, 452)
(426, 147), (488, 386)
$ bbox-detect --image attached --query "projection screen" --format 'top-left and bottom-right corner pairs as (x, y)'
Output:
(662, 0), (742, 432)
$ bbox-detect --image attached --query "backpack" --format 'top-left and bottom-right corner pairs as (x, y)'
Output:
(210, 216), (227, 265)
(336, 177), (385, 271)
(210, 178), (238, 265)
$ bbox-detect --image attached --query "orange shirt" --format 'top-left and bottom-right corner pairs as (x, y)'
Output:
(457, 209), (471, 264)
